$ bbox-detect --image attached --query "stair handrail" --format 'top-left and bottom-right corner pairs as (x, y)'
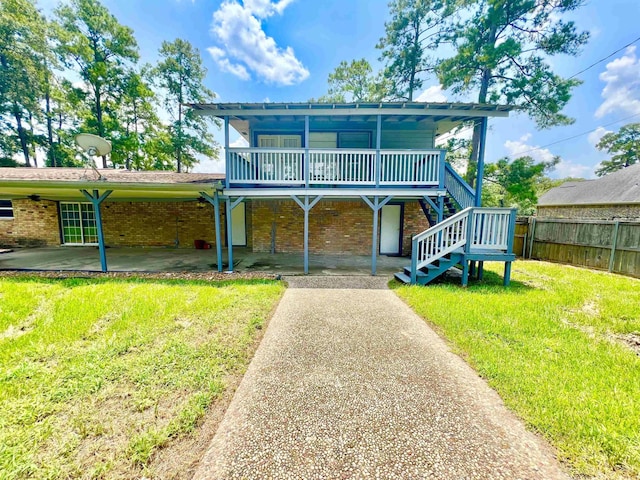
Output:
(444, 163), (476, 210)
(411, 207), (473, 282)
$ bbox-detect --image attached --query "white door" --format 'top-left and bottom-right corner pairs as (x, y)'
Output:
(380, 205), (401, 255)
(232, 202), (246, 246)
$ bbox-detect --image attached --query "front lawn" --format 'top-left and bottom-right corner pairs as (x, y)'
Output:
(394, 261), (640, 479)
(0, 275), (284, 479)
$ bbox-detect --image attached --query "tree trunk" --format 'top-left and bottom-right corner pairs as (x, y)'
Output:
(95, 86), (108, 168)
(28, 112), (37, 167)
(467, 23), (498, 189)
(13, 106), (31, 167)
(45, 84), (56, 167)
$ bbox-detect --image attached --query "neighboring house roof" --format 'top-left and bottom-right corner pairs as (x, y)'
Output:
(538, 163), (640, 206)
(0, 168), (224, 202)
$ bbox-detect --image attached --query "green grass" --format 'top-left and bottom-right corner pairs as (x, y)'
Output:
(0, 276), (284, 479)
(393, 261), (640, 479)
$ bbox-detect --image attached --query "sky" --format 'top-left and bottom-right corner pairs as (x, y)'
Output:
(40, 0), (640, 178)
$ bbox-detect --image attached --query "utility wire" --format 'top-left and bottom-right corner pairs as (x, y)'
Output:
(505, 111), (640, 158)
(567, 35), (640, 79)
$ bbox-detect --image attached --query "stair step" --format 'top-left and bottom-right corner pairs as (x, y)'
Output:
(403, 266), (427, 277)
(394, 272), (412, 284)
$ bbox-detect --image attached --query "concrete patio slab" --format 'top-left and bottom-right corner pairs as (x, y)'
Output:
(0, 247), (407, 275)
(194, 276), (569, 479)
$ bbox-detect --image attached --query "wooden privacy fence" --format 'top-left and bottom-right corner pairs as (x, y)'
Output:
(514, 217), (640, 278)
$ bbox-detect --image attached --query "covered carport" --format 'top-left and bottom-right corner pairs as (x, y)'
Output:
(0, 168), (227, 273)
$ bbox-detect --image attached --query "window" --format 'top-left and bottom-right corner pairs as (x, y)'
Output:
(0, 200), (13, 219)
(257, 134), (302, 148)
(60, 202), (98, 245)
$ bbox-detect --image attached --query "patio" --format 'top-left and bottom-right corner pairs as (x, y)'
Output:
(0, 247), (408, 276)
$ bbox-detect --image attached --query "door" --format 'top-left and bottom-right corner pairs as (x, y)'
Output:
(380, 204), (402, 255)
(232, 202), (247, 246)
(60, 202), (98, 245)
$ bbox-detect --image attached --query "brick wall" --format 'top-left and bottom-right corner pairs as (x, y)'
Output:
(0, 199), (60, 247)
(1, 197), (429, 254)
(250, 199), (430, 255)
(102, 201), (229, 248)
(537, 205), (640, 221)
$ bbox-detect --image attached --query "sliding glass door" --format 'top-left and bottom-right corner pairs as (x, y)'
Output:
(60, 202), (98, 245)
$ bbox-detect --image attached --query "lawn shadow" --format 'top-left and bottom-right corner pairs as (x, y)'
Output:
(0, 273), (282, 290)
(390, 268), (536, 294)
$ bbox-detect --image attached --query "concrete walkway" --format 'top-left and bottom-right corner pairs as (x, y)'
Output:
(194, 276), (569, 479)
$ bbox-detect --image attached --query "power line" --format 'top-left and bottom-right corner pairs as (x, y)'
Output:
(505, 111), (640, 159)
(568, 35), (640, 80)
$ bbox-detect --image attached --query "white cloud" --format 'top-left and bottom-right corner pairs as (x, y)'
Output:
(504, 133), (593, 178)
(595, 46), (640, 118)
(207, 47), (250, 80)
(243, 0), (295, 17)
(415, 85), (447, 103)
(587, 126), (612, 148)
(230, 136), (249, 148)
(209, 1), (309, 86)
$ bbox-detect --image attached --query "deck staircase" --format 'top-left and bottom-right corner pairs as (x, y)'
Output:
(394, 206), (517, 286)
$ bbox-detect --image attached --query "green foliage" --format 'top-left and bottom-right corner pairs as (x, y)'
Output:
(54, 0), (139, 168)
(434, 0), (589, 186)
(377, 0), (452, 101)
(317, 59), (390, 102)
(0, 0), (49, 166)
(595, 123), (640, 176)
(0, 0), (218, 172)
(152, 39), (218, 172)
(483, 155), (559, 214)
(395, 261), (640, 478)
(437, 0), (588, 126)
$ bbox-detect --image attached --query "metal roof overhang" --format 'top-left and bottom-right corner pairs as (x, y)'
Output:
(189, 102), (514, 139)
(0, 180), (222, 202)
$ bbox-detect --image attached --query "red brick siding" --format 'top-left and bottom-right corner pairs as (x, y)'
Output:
(0, 199), (60, 247)
(250, 199), (430, 255)
(101, 201), (235, 249)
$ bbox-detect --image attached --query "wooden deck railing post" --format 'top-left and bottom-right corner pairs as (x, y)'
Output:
(304, 115), (310, 188)
(375, 115), (381, 187)
(224, 116), (230, 189)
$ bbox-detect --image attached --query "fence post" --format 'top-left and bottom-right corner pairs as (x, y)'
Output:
(528, 217), (537, 259)
(609, 220), (620, 273)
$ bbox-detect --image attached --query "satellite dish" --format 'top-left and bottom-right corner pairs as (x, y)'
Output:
(75, 133), (112, 157)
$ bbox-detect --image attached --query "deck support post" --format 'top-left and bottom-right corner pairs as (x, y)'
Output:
(225, 196), (245, 273)
(475, 117), (488, 207)
(291, 195), (322, 274)
(437, 195), (444, 223)
(200, 190), (224, 272)
(421, 196), (442, 225)
(503, 262), (512, 286)
(361, 195), (394, 276)
(80, 189), (113, 272)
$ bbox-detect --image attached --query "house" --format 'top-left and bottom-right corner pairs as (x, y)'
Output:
(538, 163), (640, 221)
(0, 102), (518, 285)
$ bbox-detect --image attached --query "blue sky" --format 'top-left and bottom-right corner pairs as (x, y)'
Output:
(41, 0), (640, 177)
